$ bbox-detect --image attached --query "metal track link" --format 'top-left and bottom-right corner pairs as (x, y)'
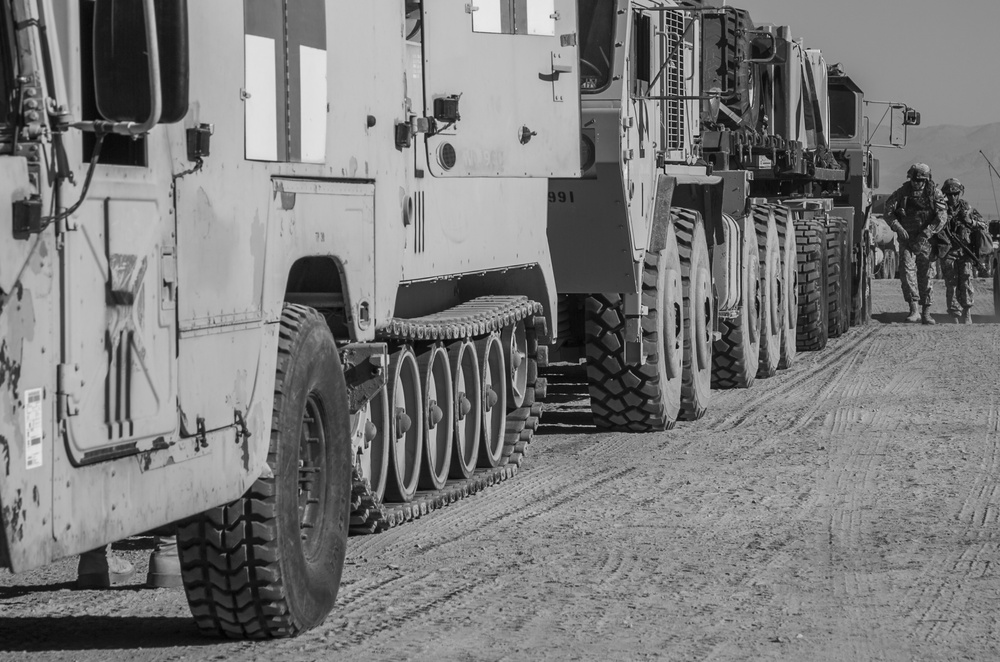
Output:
(381, 296), (543, 341)
(349, 299), (546, 535)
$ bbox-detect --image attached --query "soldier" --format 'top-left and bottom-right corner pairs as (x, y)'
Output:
(940, 178), (987, 324)
(883, 163), (948, 324)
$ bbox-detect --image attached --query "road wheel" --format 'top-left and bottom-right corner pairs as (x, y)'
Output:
(825, 217), (849, 338)
(477, 333), (507, 468)
(673, 208), (713, 421)
(448, 340), (481, 479)
(584, 223), (683, 431)
(794, 219), (829, 352)
(178, 304), (351, 638)
(384, 347), (423, 502)
(753, 205), (781, 378)
(350, 384), (389, 502)
(775, 205), (797, 369)
(417, 344), (453, 491)
(712, 216), (760, 389)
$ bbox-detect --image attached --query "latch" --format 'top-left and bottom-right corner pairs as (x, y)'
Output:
(160, 246), (177, 310)
(623, 293), (649, 365)
(57, 363), (83, 418)
(544, 52), (574, 102)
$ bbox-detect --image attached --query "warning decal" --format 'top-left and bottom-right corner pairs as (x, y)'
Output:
(25, 388), (42, 469)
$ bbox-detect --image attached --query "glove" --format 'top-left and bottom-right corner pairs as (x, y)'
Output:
(891, 221), (909, 241)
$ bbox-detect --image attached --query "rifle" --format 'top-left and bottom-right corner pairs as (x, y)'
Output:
(939, 226), (986, 272)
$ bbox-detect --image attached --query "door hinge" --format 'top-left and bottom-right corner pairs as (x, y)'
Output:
(57, 362), (82, 418)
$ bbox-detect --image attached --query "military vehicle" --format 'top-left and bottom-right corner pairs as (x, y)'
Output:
(0, 0), (581, 638)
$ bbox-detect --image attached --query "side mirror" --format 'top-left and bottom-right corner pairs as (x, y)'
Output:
(888, 104), (908, 147)
(870, 155), (880, 190)
(903, 107), (921, 126)
(93, 0), (189, 128)
(747, 31), (782, 64)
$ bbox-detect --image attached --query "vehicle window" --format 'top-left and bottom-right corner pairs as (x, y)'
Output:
(829, 87), (857, 140)
(578, 0), (615, 92)
(472, 0), (556, 36)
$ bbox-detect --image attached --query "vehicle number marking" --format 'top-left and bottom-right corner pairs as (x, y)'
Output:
(25, 388), (43, 469)
(548, 191), (575, 204)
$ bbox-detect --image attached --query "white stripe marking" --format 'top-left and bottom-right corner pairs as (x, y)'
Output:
(299, 45), (328, 163)
(245, 35), (278, 161)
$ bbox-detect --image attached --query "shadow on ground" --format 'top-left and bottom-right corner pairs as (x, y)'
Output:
(0, 616), (210, 651)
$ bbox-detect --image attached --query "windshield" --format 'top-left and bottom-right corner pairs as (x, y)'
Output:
(829, 87), (858, 140)
(578, 0), (615, 93)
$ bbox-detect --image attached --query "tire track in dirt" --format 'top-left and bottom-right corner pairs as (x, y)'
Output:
(704, 325), (881, 436)
(904, 395), (1000, 645)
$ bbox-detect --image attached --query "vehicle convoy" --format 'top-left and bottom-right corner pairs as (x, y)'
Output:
(0, 0), (582, 639)
(0, 0), (919, 642)
(547, 0), (918, 431)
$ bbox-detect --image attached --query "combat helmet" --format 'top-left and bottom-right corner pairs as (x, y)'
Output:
(907, 163), (932, 180)
(942, 178), (964, 195)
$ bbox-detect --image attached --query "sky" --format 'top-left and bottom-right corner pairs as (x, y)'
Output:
(733, 0), (1000, 129)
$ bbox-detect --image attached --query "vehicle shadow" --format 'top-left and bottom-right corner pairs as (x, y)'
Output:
(0, 616), (211, 650)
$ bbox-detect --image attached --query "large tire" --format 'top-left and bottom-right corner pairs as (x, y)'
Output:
(775, 205), (797, 369)
(585, 224), (683, 431)
(852, 238), (873, 326)
(825, 217), (850, 338)
(795, 219), (829, 352)
(673, 208), (713, 421)
(178, 304), (351, 638)
(712, 216), (760, 389)
(753, 205), (781, 379)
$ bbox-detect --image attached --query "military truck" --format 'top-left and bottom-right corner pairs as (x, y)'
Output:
(0, 0), (581, 638)
(548, 0), (812, 432)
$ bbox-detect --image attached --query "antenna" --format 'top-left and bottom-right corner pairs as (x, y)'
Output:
(980, 150), (1000, 220)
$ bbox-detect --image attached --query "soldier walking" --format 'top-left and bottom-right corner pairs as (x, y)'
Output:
(883, 163), (948, 324)
(940, 178), (987, 324)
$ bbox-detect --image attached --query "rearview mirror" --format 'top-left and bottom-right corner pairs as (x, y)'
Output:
(888, 104), (908, 147)
(903, 107), (921, 126)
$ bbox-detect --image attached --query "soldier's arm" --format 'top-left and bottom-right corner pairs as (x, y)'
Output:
(923, 188), (948, 236)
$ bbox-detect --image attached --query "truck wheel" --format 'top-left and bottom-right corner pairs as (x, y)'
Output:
(825, 217), (849, 338)
(584, 223), (683, 431)
(852, 240), (873, 326)
(673, 209), (713, 421)
(775, 206), (797, 369)
(177, 304), (351, 638)
(880, 248), (898, 280)
(794, 219), (829, 352)
(753, 205), (781, 378)
(712, 216), (760, 389)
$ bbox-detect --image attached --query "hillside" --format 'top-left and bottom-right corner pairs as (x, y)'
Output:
(875, 122), (1000, 219)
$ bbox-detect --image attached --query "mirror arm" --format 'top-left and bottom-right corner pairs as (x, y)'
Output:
(72, 0), (162, 136)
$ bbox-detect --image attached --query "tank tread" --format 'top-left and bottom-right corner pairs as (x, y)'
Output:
(382, 296), (543, 341)
(351, 299), (546, 535)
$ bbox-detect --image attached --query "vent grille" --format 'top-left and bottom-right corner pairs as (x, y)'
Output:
(413, 191), (425, 254)
(660, 11), (686, 152)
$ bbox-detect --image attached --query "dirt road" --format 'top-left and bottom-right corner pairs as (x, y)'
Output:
(2, 278), (999, 661)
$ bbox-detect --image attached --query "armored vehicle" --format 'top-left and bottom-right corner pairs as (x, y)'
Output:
(0, 0), (580, 638)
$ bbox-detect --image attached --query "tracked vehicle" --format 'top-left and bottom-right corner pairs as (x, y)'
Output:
(0, 0), (580, 638)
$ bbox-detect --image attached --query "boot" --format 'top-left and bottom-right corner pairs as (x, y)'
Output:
(905, 301), (920, 322)
(146, 535), (183, 588)
(962, 308), (973, 325)
(921, 306), (936, 325)
(76, 545), (134, 589)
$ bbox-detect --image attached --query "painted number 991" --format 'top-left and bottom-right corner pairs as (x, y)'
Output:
(548, 191), (575, 204)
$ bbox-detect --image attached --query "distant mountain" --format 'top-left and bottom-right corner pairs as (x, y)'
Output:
(874, 122), (1000, 220)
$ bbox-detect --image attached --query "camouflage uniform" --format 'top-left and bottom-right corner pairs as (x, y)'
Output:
(883, 174), (947, 309)
(940, 181), (986, 318)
